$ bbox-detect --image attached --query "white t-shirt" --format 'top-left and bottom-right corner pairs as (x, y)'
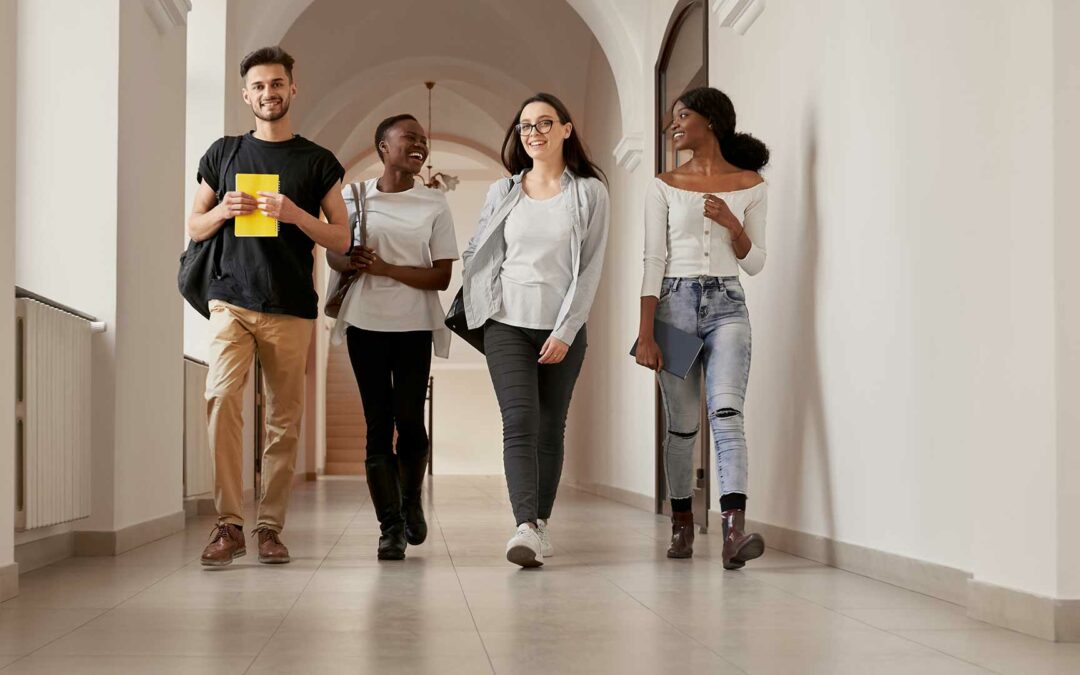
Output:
(492, 191), (574, 330)
(339, 178), (459, 333)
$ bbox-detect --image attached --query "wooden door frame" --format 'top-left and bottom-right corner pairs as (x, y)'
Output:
(653, 0), (711, 532)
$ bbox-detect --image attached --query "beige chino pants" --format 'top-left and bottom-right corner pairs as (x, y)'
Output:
(205, 300), (313, 532)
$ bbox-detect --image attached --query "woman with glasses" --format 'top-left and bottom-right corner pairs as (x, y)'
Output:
(636, 87), (769, 568)
(461, 93), (609, 567)
(327, 114), (458, 561)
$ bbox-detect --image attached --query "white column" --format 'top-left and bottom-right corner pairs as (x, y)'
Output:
(184, 0), (229, 362)
(1054, 0), (1080, 613)
(15, 0), (189, 553)
(0, 0), (19, 600)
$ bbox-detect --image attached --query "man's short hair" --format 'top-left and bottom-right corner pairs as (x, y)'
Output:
(240, 46), (295, 82)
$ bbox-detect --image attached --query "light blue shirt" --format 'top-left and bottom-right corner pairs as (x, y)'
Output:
(461, 169), (610, 345)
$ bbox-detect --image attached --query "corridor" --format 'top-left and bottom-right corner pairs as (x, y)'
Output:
(2, 479), (1077, 675)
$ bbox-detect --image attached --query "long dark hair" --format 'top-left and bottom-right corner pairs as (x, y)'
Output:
(501, 93), (606, 183)
(677, 87), (769, 171)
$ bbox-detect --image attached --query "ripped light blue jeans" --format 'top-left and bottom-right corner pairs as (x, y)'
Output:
(656, 276), (751, 500)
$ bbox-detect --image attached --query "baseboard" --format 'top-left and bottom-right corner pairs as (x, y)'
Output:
(74, 510), (186, 557)
(303, 471), (318, 482)
(183, 488), (255, 520)
(568, 480), (653, 512)
(967, 578), (1080, 642)
(0, 562), (18, 602)
(14, 530), (74, 573)
(738, 515), (971, 606)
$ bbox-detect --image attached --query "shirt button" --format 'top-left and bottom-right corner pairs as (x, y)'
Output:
(704, 251), (709, 257)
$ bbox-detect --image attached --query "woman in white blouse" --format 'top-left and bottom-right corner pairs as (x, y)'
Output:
(326, 114), (458, 561)
(635, 87), (769, 568)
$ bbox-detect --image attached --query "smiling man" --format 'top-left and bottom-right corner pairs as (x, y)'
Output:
(186, 46), (350, 567)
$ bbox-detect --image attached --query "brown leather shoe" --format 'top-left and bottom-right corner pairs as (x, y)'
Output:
(255, 528), (290, 564)
(721, 509), (765, 570)
(200, 523), (245, 567)
(667, 511), (695, 559)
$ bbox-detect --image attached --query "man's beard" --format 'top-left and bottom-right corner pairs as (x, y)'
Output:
(253, 97), (290, 122)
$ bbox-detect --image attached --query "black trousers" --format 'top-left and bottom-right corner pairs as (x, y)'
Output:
(345, 327), (432, 462)
(484, 321), (587, 526)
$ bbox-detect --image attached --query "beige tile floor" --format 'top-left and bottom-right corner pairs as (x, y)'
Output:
(2, 476), (1078, 674)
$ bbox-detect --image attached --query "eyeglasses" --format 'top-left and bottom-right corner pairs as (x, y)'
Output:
(515, 119), (555, 136)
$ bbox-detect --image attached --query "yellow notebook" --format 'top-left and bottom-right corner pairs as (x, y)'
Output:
(234, 173), (280, 237)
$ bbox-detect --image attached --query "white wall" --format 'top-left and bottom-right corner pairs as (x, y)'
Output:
(1, 0), (18, 586)
(113, 1), (187, 530)
(569, 0), (1065, 600)
(15, 0), (189, 537)
(16, 0), (121, 532)
(431, 177), (505, 475)
(708, 0), (1056, 598)
(565, 40), (656, 498)
(1053, 0), (1080, 600)
(183, 0), (228, 363)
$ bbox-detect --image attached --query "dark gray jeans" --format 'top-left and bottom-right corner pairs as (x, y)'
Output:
(484, 320), (587, 526)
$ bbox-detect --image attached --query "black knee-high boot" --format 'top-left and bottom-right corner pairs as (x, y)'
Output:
(366, 455), (406, 560)
(398, 452), (428, 545)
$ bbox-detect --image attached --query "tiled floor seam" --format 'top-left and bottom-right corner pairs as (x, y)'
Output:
(433, 500), (497, 675)
(240, 499), (366, 675)
(729, 556), (1008, 674)
(0, 537), (198, 671)
(600, 572), (750, 674)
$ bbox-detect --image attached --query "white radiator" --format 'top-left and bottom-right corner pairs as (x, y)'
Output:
(184, 358), (213, 497)
(15, 298), (93, 530)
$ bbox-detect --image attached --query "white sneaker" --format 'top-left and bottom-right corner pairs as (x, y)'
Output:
(506, 523), (544, 568)
(536, 518), (554, 558)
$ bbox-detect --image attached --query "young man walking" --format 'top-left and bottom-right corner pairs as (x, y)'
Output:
(186, 46), (350, 566)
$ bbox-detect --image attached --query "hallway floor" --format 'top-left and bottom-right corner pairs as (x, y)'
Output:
(2, 477), (1078, 674)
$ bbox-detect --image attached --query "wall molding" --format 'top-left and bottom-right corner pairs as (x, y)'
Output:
(967, 579), (1080, 642)
(743, 515), (1080, 642)
(568, 480), (653, 513)
(74, 510), (185, 557)
(612, 133), (643, 171)
(184, 487), (255, 519)
(142, 0), (191, 34)
(741, 515), (971, 605)
(15, 531), (74, 574)
(711, 0), (766, 35)
(0, 563), (18, 602)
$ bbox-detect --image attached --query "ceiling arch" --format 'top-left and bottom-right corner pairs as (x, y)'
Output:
(228, 0), (644, 166)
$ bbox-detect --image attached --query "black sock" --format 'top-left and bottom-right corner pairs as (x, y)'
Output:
(670, 497), (692, 513)
(720, 493), (747, 512)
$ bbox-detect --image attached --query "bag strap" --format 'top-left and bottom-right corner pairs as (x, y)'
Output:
(216, 135), (243, 202)
(347, 181), (369, 249)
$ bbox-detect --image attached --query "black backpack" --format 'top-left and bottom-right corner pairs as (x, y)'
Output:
(177, 136), (242, 319)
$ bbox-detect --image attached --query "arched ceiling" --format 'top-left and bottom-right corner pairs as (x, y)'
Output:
(226, 0), (642, 163)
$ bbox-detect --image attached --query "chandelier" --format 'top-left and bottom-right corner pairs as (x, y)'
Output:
(422, 81), (459, 192)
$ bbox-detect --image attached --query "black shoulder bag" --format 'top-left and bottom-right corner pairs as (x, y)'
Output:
(177, 136), (242, 319)
(444, 177), (515, 354)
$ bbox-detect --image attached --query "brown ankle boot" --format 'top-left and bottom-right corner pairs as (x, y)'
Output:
(667, 511), (695, 559)
(254, 528), (290, 564)
(200, 523), (245, 567)
(721, 509), (764, 570)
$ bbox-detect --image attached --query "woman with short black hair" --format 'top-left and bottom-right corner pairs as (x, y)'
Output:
(327, 114), (458, 561)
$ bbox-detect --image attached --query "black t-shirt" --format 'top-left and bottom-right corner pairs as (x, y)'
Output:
(197, 132), (345, 319)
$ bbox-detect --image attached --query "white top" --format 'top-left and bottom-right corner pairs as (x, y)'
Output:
(492, 191), (575, 330)
(338, 178), (459, 338)
(640, 177), (768, 298)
